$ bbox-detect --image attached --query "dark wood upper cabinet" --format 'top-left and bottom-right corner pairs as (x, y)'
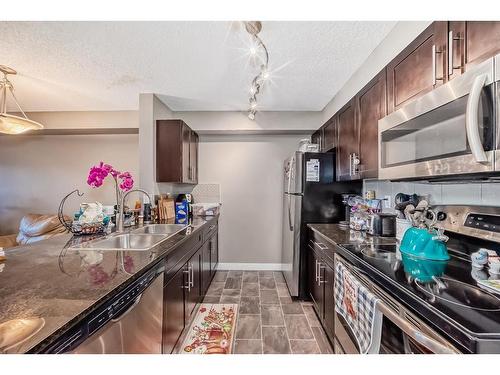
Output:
(336, 99), (357, 181)
(448, 21), (500, 80)
(156, 119), (199, 184)
(322, 117), (337, 152)
(356, 70), (386, 179)
(387, 22), (448, 113)
(311, 128), (323, 150)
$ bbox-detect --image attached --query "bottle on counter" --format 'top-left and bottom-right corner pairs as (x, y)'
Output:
(175, 194), (189, 225)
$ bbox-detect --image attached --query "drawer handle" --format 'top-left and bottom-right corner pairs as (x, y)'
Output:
(314, 241), (329, 250)
(432, 44), (444, 85)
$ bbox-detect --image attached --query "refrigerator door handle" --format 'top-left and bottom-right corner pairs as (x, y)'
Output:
(287, 194), (293, 231)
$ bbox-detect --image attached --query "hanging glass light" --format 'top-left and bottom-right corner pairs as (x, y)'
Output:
(0, 65), (43, 135)
(244, 21), (269, 120)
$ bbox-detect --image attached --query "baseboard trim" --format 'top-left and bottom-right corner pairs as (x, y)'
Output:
(216, 263), (284, 271)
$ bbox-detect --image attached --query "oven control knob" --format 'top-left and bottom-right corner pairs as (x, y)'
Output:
(436, 212), (447, 221)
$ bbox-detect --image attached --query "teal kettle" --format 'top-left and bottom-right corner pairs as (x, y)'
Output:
(400, 227), (450, 261)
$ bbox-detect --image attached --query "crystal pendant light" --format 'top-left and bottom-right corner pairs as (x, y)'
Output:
(0, 65), (43, 135)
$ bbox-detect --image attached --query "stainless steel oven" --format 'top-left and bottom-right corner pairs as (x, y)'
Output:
(378, 54), (500, 180)
(334, 254), (460, 354)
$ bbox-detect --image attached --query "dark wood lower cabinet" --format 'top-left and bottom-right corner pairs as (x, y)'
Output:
(163, 267), (186, 354)
(184, 251), (202, 322)
(209, 232), (218, 277)
(201, 241), (211, 295)
(307, 245), (324, 320)
(323, 262), (335, 341)
(162, 222), (219, 353)
(307, 233), (336, 342)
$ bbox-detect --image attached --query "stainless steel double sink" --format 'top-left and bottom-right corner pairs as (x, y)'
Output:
(69, 224), (188, 251)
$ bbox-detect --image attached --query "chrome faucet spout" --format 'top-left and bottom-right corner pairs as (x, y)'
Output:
(117, 189), (152, 232)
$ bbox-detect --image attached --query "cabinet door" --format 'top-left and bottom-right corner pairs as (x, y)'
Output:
(209, 232), (219, 277)
(201, 241), (211, 294)
(163, 268), (185, 354)
(336, 100), (357, 180)
(189, 131), (199, 184)
(322, 118), (336, 152)
(184, 251), (202, 322)
(307, 245), (324, 320)
(356, 70), (386, 179)
(387, 22), (448, 113)
(181, 124), (191, 183)
(448, 21), (500, 80)
(311, 128), (323, 151)
(323, 263), (335, 341)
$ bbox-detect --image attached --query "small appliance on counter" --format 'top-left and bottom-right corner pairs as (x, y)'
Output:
(367, 213), (397, 237)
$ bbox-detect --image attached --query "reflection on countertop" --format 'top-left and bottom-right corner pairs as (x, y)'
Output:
(308, 223), (397, 247)
(0, 216), (216, 354)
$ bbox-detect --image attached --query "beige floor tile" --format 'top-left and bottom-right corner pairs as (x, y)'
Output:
(234, 340), (263, 354)
(284, 315), (314, 339)
(262, 327), (291, 354)
(236, 315), (261, 339)
(242, 272), (258, 283)
(273, 272), (285, 283)
(303, 305), (321, 327)
(260, 289), (280, 304)
(241, 282), (260, 296)
(259, 277), (276, 290)
(281, 302), (304, 315)
(224, 277), (242, 289)
(290, 340), (321, 354)
(222, 289), (241, 297)
(240, 296), (261, 314)
(261, 304), (285, 326)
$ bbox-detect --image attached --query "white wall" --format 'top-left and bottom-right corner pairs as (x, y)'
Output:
(322, 21), (431, 121)
(198, 134), (306, 265)
(0, 133), (138, 234)
(176, 111), (323, 133)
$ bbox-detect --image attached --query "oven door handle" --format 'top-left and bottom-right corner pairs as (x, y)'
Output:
(466, 73), (488, 163)
(376, 301), (458, 354)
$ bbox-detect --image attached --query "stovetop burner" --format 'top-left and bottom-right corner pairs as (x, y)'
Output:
(415, 277), (500, 312)
(360, 245), (396, 262)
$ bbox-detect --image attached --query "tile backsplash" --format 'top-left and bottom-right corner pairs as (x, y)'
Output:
(364, 180), (497, 212)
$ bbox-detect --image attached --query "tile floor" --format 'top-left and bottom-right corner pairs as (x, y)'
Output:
(203, 270), (334, 354)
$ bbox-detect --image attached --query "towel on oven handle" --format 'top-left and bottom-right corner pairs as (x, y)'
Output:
(334, 261), (383, 354)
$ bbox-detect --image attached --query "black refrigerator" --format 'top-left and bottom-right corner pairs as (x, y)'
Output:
(281, 151), (361, 298)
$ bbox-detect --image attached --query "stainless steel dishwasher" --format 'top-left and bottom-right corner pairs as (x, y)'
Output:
(44, 264), (164, 354)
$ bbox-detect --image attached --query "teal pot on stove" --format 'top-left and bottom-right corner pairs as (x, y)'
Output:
(400, 227), (450, 261)
(401, 253), (448, 283)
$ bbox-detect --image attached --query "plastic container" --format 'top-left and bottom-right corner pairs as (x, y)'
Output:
(191, 203), (221, 216)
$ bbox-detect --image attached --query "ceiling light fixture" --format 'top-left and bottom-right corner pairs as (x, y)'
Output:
(0, 65), (43, 135)
(244, 21), (269, 120)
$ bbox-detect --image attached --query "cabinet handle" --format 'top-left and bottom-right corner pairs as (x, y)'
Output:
(352, 153), (360, 175)
(317, 262), (325, 286)
(432, 44), (444, 86)
(315, 260), (319, 282)
(190, 263), (194, 288)
(183, 266), (191, 292)
(348, 153), (353, 176)
(448, 30), (463, 77)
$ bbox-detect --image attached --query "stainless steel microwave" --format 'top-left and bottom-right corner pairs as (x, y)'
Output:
(378, 54), (500, 180)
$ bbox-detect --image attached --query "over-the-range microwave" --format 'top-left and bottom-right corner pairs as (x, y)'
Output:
(378, 53), (500, 181)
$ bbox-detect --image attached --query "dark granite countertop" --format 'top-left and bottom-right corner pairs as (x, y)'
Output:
(0, 216), (217, 354)
(307, 223), (397, 246)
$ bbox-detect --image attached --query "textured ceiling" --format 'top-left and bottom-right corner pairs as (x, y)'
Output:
(0, 21), (396, 111)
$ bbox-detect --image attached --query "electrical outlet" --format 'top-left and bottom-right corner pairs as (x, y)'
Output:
(384, 195), (392, 209)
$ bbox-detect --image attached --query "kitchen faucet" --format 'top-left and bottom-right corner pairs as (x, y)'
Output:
(117, 189), (152, 233)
